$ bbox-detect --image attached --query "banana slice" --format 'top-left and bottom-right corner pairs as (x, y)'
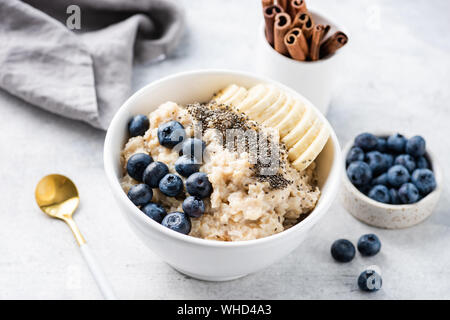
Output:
(236, 84), (277, 113)
(214, 84), (239, 103)
(282, 106), (316, 149)
(245, 86), (282, 119)
(262, 94), (295, 128)
(288, 118), (322, 161)
(214, 84), (248, 107)
(241, 85), (280, 115)
(293, 125), (330, 171)
(225, 87), (248, 106)
(251, 90), (288, 122)
(274, 100), (306, 137)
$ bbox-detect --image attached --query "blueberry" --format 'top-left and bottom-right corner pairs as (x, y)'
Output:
(346, 161), (372, 186)
(331, 239), (355, 262)
(162, 212), (191, 235)
(387, 165), (410, 188)
(157, 121), (186, 149)
(358, 269), (382, 292)
(368, 185), (390, 204)
(186, 172), (213, 198)
(406, 135), (426, 157)
(127, 184), (153, 206)
(383, 153), (394, 168)
(182, 196), (205, 218)
(346, 147), (365, 166)
(365, 151), (389, 175)
(182, 138), (206, 161)
(416, 156), (429, 169)
(175, 155), (200, 177)
(354, 133), (378, 151)
(128, 114), (149, 137)
(126, 153), (153, 181)
(398, 183), (420, 204)
(358, 185), (372, 195)
(357, 234), (381, 256)
(142, 161), (169, 188)
(412, 169), (436, 196)
(376, 138), (387, 152)
(159, 173), (184, 197)
(395, 154), (416, 173)
(141, 202), (167, 223)
(389, 188), (400, 204)
(372, 173), (388, 186)
(387, 133), (406, 153)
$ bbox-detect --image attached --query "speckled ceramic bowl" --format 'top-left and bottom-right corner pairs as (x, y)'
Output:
(341, 133), (443, 229)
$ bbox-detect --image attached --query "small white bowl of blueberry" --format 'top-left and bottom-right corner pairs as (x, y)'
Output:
(341, 132), (442, 229)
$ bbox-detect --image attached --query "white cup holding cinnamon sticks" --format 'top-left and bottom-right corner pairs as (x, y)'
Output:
(258, 9), (348, 115)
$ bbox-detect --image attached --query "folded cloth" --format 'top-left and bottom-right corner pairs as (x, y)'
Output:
(0, 0), (184, 129)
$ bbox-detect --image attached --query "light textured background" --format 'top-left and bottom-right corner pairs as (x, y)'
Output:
(1, 0), (449, 299)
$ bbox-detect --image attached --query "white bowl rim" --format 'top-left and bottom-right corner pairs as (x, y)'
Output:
(259, 8), (350, 65)
(342, 134), (443, 209)
(104, 69), (342, 248)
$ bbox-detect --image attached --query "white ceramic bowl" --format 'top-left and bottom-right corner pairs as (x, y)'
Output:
(341, 134), (443, 229)
(104, 69), (342, 281)
(258, 9), (349, 115)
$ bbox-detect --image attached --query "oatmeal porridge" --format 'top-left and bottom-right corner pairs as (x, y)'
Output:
(120, 84), (327, 241)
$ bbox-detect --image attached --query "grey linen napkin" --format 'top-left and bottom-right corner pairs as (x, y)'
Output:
(0, 0), (184, 129)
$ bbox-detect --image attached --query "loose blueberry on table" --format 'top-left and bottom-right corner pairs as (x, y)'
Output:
(330, 239), (355, 263)
(358, 269), (382, 292)
(357, 234), (381, 256)
(346, 133), (436, 205)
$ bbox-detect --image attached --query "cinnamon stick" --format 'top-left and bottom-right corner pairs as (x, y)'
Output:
(263, 4), (283, 46)
(322, 24), (331, 39)
(288, 0), (307, 20)
(284, 28), (309, 61)
(310, 24), (326, 61)
(292, 12), (314, 41)
(262, 0), (274, 9)
(273, 12), (292, 55)
(320, 31), (348, 58)
(277, 0), (289, 12)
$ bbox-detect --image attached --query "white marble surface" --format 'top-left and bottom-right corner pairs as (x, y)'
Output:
(1, 0), (450, 299)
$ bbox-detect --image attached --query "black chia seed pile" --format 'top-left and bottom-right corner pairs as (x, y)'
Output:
(186, 102), (292, 189)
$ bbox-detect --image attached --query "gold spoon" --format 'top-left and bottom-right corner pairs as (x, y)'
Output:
(35, 174), (117, 300)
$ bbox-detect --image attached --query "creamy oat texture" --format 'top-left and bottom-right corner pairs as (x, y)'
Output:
(121, 101), (320, 241)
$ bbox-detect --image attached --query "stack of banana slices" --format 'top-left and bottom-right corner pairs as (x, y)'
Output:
(212, 84), (330, 171)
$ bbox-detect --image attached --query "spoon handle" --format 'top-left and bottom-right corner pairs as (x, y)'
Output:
(80, 243), (117, 300)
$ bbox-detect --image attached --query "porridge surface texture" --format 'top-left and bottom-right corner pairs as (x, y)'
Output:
(121, 101), (320, 241)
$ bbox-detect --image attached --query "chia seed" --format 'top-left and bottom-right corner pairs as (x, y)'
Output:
(185, 102), (292, 189)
